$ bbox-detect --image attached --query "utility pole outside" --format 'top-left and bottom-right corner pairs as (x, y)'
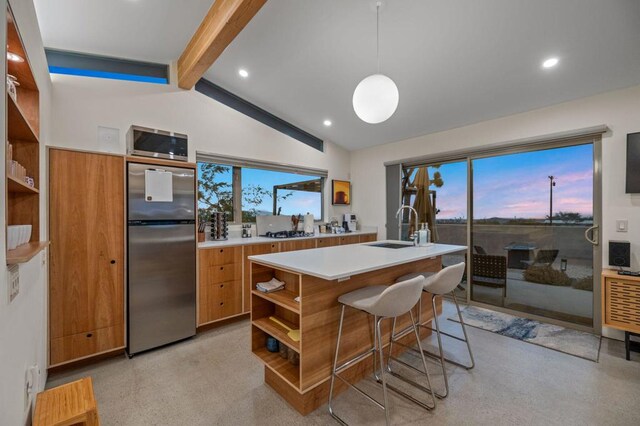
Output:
(548, 175), (556, 225)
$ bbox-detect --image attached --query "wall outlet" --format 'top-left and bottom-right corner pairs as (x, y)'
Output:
(616, 219), (628, 233)
(7, 265), (19, 303)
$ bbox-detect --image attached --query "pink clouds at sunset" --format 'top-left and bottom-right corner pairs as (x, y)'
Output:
(428, 144), (593, 220)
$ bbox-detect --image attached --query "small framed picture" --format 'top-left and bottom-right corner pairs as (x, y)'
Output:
(332, 180), (351, 205)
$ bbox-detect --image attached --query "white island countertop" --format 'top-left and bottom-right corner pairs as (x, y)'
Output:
(249, 241), (467, 281)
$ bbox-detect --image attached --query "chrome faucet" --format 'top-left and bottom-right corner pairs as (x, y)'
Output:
(395, 205), (419, 245)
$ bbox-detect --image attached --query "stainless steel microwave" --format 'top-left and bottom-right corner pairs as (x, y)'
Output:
(127, 125), (188, 162)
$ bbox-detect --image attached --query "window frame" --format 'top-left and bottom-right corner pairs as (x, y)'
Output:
(198, 158), (326, 225)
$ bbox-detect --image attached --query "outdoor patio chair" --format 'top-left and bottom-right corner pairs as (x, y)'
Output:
(474, 245), (487, 255)
(521, 249), (559, 268)
(468, 254), (507, 303)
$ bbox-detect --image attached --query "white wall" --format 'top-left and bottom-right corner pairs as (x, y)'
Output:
(0, 0), (52, 424)
(48, 71), (352, 222)
(350, 84), (640, 338)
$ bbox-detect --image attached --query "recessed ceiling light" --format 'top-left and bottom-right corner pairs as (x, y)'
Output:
(6, 51), (24, 62)
(323, 119), (332, 127)
(238, 68), (249, 78)
(542, 57), (559, 69)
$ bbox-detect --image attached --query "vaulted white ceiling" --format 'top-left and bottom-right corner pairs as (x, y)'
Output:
(35, 0), (640, 151)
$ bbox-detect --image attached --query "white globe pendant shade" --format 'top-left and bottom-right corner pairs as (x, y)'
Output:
(352, 73), (399, 124)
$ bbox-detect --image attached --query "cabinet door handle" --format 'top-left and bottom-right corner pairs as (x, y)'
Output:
(219, 302), (224, 306)
(220, 266), (224, 271)
(86, 333), (93, 338)
(220, 284), (224, 288)
(110, 260), (116, 264)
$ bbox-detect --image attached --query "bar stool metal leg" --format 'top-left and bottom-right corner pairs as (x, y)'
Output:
(328, 305), (347, 425)
(329, 307), (385, 425)
(376, 318), (391, 426)
(431, 294), (449, 398)
(373, 316), (381, 382)
(452, 293), (475, 369)
(416, 293), (474, 371)
(383, 312), (437, 410)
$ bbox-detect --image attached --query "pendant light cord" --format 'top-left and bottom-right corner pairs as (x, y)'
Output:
(376, 2), (380, 73)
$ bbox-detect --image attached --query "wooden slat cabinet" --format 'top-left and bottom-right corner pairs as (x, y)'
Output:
(49, 149), (124, 366)
(243, 242), (279, 312)
(602, 270), (640, 333)
(198, 246), (243, 325)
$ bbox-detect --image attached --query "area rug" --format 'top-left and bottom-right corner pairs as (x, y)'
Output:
(448, 306), (601, 362)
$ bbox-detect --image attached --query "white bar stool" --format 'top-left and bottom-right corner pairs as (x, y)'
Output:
(389, 262), (474, 399)
(328, 276), (437, 426)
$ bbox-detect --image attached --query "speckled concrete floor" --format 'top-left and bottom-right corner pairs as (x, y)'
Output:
(47, 302), (640, 425)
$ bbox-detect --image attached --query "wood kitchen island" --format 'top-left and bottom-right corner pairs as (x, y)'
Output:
(248, 241), (466, 415)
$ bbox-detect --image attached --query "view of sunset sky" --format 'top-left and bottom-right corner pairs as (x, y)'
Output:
(200, 144), (593, 222)
(429, 143), (593, 220)
(198, 165), (323, 218)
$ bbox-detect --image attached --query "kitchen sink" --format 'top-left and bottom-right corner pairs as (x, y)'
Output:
(367, 242), (414, 249)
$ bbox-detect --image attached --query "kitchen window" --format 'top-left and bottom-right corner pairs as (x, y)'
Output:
(197, 157), (326, 224)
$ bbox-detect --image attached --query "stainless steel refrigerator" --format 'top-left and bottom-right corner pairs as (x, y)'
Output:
(127, 162), (196, 356)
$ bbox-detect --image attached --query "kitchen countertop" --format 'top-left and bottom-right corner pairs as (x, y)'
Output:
(248, 241), (467, 281)
(198, 227), (378, 248)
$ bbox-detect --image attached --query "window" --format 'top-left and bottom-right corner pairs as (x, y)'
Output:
(45, 49), (169, 84)
(197, 161), (324, 224)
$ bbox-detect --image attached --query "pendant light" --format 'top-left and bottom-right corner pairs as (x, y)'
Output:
(352, 2), (399, 124)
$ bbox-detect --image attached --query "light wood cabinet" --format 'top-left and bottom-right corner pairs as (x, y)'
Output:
(280, 239), (316, 252)
(49, 149), (125, 366)
(338, 235), (360, 245)
(602, 270), (640, 333)
(196, 233), (377, 326)
(198, 246), (243, 325)
(359, 233), (377, 243)
(316, 237), (338, 248)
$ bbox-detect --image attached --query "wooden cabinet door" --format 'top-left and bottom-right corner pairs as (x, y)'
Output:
(359, 233), (377, 243)
(243, 242), (279, 312)
(339, 235), (360, 245)
(49, 149), (124, 364)
(316, 237), (339, 248)
(280, 239), (316, 252)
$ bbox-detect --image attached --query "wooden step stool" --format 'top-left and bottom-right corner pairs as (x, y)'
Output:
(34, 377), (100, 426)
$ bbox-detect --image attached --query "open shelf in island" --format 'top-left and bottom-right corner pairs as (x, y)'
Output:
(248, 254), (446, 415)
(252, 289), (300, 313)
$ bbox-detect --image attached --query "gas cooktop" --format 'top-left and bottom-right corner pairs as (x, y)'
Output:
(261, 231), (313, 239)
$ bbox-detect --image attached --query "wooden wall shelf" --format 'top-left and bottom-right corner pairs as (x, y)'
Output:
(5, 6), (43, 264)
(8, 95), (39, 143)
(7, 242), (49, 265)
(7, 175), (38, 194)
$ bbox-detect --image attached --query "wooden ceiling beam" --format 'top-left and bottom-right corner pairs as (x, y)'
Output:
(177, 0), (267, 89)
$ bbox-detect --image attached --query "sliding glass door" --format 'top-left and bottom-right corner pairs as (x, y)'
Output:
(401, 160), (468, 298)
(470, 143), (596, 326)
(395, 137), (601, 329)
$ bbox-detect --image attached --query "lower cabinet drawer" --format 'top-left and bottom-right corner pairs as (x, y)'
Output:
(209, 263), (241, 283)
(207, 280), (243, 322)
(50, 324), (124, 366)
